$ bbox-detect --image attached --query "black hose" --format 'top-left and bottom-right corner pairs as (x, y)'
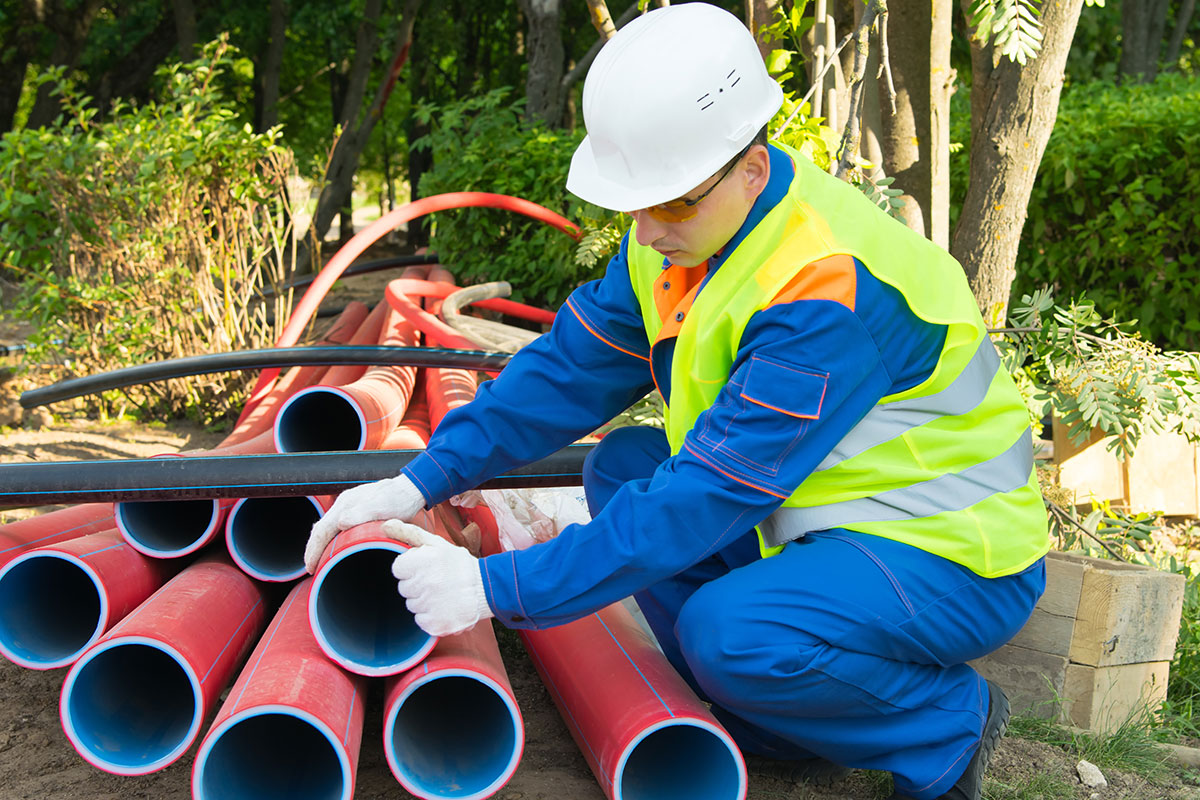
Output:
(0, 444), (592, 508)
(20, 346), (513, 408)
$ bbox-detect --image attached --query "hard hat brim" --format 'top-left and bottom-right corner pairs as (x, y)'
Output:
(566, 134), (739, 214)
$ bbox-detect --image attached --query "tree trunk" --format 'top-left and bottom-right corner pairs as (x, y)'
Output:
(951, 0), (1085, 323)
(584, 0), (618, 39)
(308, 0), (422, 251)
(24, 0), (105, 129)
(406, 19), (432, 251)
(1164, 0), (1195, 66)
(878, 0), (954, 246)
(0, 3), (38, 134)
(561, 2), (638, 94)
(257, 0), (288, 132)
(518, 0), (564, 126)
(745, 0), (783, 61)
(1119, 0), (1170, 81)
(310, 0), (385, 248)
(173, 0), (198, 63)
(87, 12), (178, 115)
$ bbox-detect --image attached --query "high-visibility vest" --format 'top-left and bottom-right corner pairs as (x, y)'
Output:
(626, 142), (1049, 577)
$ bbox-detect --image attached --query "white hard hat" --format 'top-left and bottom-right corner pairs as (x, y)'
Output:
(567, 3), (784, 213)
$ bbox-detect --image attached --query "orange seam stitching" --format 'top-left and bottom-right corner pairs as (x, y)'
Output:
(566, 298), (650, 363)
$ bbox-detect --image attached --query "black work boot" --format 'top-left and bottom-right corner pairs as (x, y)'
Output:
(889, 679), (1010, 800)
(744, 753), (853, 786)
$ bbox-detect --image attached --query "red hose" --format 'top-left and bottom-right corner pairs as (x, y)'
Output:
(240, 193), (577, 420)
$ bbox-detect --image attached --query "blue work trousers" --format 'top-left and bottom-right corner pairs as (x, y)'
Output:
(582, 426), (1046, 799)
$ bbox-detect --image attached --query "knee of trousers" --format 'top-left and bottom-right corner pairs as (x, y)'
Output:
(673, 580), (807, 713)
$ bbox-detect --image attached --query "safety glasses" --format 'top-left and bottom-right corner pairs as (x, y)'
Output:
(642, 142), (754, 223)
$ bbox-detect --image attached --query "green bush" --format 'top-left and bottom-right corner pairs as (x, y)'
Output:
(1008, 72), (1200, 351)
(0, 39), (301, 421)
(413, 89), (625, 309)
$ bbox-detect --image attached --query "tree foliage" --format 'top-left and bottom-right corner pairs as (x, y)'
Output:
(998, 289), (1200, 459)
(1012, 72), (1200, 350)
(0, 41), (298, 420)
(412, 88), (616, 308)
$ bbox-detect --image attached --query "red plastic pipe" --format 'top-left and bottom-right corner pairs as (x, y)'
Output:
(224, 300), (372, 446)
(519, 602), (747, 800)
(225, 494), (330, 582)
(114, 305), (368, 557)
(0, 529), (174, 670)
(274, 305), (420, 453)
(192, 578), (368, 800)
(314, 300), (391, 388)
(59, 554), (270, 775)
(308, 520), (436, 676)
(240, 192), (577, 421)
(383, 618), (523, 800)
(0, 502), (117, 570)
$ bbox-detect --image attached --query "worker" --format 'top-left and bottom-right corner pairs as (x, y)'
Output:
(305, 4), (1050, 799)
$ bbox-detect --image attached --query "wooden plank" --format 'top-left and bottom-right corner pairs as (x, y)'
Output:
(1063, 661), (1171, 734)
(1052, 420), (1124, 506)
(1069, 558), (1186, 667)
(1126, 430), (1200, 517)
(1006, 553), (1083, 657)
(969, 643), (1067, 720)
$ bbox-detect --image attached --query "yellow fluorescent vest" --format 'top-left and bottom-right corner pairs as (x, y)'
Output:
(626, 143), (1049, 578)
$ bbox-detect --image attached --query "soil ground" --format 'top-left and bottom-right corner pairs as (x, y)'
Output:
(1, 259), (1199, 799)
(2, 428), (1200, 799)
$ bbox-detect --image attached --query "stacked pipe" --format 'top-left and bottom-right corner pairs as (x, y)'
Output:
(0, 192), (747, 800)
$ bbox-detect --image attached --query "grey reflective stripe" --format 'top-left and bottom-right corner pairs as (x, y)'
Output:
(763, 428), (1034, 548)
(816, 337), (1002, 471)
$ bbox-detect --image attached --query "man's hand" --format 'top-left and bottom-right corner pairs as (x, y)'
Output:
(384, 519), (493, 637)
(304, 474), (426, 574)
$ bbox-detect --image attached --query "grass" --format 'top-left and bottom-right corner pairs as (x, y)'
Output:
(1008, 706), (1173, 781)
(984, 772), (1078, 799)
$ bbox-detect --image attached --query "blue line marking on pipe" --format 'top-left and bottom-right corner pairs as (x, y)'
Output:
(233, 590), (299, 709)
(202, 597), (262, 685)
(597, 613), (674, 718)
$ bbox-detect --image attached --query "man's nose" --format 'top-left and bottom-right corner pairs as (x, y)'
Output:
(632, 210), (667, 246)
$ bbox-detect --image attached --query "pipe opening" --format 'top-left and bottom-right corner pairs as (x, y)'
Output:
(618, 722), (743, 800)
(64, 642), (198, 772)
(0, 555), (101, 667)
(388, 673), (520, 799)
(198, 712), (346, 800)
(276, 389), (365, 452)
(228, 497), (321, 581)
(313, 548), (430, 673)
(117, 499), (219, 555)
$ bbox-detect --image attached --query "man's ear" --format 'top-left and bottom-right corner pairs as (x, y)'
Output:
(742, 144), (771, 197)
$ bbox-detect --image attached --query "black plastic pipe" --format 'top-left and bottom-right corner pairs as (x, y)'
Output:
(0, 445), (591, 508)
(20, 346), (512, 408)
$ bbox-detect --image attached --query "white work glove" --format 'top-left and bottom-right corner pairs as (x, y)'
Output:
(305, 474), (426, 573)
(384, 519), (493, 638)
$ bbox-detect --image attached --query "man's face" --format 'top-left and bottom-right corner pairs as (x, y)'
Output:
(629, 144), (770, 268)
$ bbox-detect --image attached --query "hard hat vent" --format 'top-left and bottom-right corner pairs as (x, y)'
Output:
(698, 69), (745, 112)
